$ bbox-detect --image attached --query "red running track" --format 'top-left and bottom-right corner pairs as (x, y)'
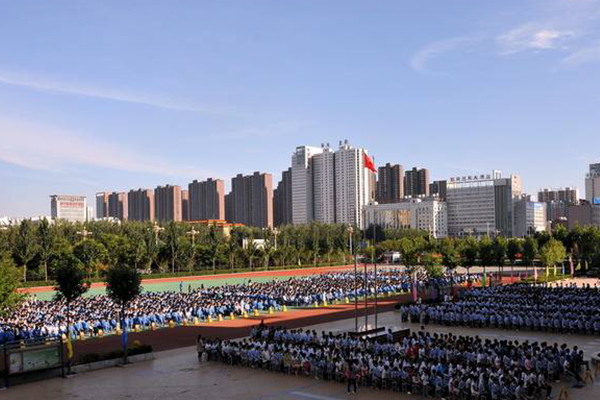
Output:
(19, 264), (373, 294)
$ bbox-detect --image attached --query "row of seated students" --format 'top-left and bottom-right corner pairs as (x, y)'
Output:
(198, 325), (589, 400)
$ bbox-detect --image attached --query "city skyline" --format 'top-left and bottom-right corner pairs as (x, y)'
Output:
(2, 0), (600, 217)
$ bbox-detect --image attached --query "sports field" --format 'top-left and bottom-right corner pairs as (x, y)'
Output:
(21, 265), (358, 301)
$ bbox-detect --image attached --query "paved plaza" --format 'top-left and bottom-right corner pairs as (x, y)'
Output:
(4, 311), (600, 400)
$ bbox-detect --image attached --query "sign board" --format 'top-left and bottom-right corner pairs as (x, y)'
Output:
(8, 345), (61, 374)
(2, 336), (64, 387)
(594, 197), (600, 205)
(8, 346), (61, 374)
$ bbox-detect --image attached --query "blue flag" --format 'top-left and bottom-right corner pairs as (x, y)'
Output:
(121, 320), (128, 352)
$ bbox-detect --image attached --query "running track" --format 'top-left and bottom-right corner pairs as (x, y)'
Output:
(19, 264), (370, 294)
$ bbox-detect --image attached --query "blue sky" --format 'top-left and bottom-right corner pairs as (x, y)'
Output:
(1, 0), (600, 217)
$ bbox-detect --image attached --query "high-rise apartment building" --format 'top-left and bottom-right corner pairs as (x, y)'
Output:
(585, 163), (600, 205)
(226, 172), (273, 228)
(446, 171), (522, 237)
(429, 180), (447, 201)
(291, 145), (324, 224)
(376, 163), (404, 204)
(404, 167), (430, 198)
(155, 184), (182, 222)
(128, 189), (154, 221)
(537, 187), (579, 221)
(311, 145), (336, 223)
(181, 190), (189, 221)
(188, 178), (225, 221)
(287, 140), (372, 227)
(50, 195), (87, 223)
(108, 192), (128, 220)
(513, 197), (547, 237)
(363, 199), (447, 238)
(95, 192), (109, 219)
(334, 140), (373, 227)
(538, 187), (579, 204)
(274, 168), (293, 226)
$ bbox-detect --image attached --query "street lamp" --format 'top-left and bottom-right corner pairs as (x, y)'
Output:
(76, 229), (93, 240)
(273, 227), (279, 250)
(151, 221), (164, 245)
(187, 227), (199, 246)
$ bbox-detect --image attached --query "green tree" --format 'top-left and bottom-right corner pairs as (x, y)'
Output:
(507, 238), (522, 278)
(363, 245), (376, 261)
(460, 236), (479, 274)
(523, 236), (538, 267)
(552, 224), (570, 249)
(73, 239), (108, 278)
(37, 218), (55, 281)
(0, 253), (23, 316)
(54, 253), (89, 371)
(13, 220), (38, 282)
(578, 227), (600, 272)
(539, 238), (567, 281)
(422, 252), (441, 268)
(224, 236), (235, 270)
(207, 226), (221, 271)
(105, 264), (142, 364)
(164, 221), (182, 274)
(398, 237), (419, 272)
(439, 238), (460, 271)
(244, 239), (259, 270)
(144, 226), (160, 271)
(493, 236), (508, 278)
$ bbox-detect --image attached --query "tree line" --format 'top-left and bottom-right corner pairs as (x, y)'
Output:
(0, 220), (368, 283)
(0, 219), (599, 284)
(369, 224), (600, 277)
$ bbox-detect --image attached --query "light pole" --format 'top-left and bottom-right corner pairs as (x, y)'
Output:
(151, 221), (164, 246)
(373, 223), (378, 330)
(187, 227), (199, 273)
(273, 227), (279, 250)
(187, 227), (199, 247)
(76, 229), (93, 240)
(349, 225), (358, 333)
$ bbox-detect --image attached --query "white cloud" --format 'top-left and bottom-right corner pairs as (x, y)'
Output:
(0, 118), (213, 179)
(562, 42), (600, 64)
(496, 24), (575, 54)
(0, 70), (234, 116)
(410, 37), (477, 72)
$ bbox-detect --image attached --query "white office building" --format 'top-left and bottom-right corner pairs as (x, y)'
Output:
(513, 198), (547, 237)
(446, 171), (522, 237)
(585, 163), (600, 205)
(363, 199), (448, 238)
(312, 146), (336, 223)
(50, 195), (87, 223)
(334, 140), (373, 227)
(291, 145), (323, 224)
(86, 206), (95, 222)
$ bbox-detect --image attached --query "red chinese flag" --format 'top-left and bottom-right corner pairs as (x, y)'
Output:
(363, 153), (377, 173)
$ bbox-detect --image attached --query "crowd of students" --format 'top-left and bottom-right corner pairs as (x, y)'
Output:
(401, 283), (600, 335)
(201, 325), (588, 399)
(0, 270), (470, 343)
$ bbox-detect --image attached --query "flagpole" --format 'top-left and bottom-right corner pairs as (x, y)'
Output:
(373, 222), (378, 330)
(349, 225), (358, 333)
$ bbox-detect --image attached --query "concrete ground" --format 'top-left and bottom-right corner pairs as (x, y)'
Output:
(4, 311), (600, 400)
